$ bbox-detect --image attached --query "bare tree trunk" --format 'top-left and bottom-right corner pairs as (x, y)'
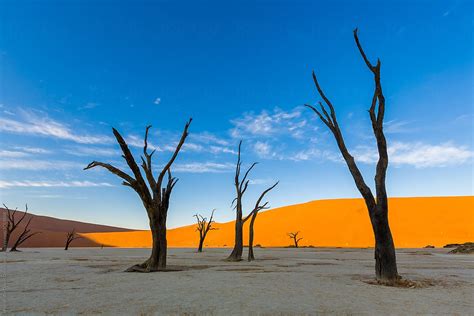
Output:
(2, 230), (11, 252)
(227, 142), (277, 262)
(305, 29), (399, 281)
(85, 119), (191, 272)
(373, 209), (398, 280)
(227, 218), (243, 261)
(248, 216), (256, 261)
(197, 238), (204, 252)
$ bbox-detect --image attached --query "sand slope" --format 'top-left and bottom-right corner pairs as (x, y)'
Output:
(84, 196), (474, 248)
(0, 208), (130, 248)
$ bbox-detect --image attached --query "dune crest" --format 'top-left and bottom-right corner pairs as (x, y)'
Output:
(84, 196), (474, 248)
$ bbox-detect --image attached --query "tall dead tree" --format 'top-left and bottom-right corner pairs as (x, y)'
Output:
(2, 204), (28, 251)
(288, 232), (302, 248)
(64, 229), (81, 250)
(226, 141), (278, 261)
(10, 217), (39, 252)
(194, 209), (217, 252)
(84, 119), (192, 272)
(305, 29), (399, 281)
(248, 181), (278, 261)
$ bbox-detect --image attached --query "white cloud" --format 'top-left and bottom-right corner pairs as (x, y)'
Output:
(0, 159), (81, 170)
(78, 102), (99, 110)
(0, 110), (112, 144)
(0, 180), (113, 188)
(190, 132), (230, 146)
(63, 146), (118, 157)
(354, 141), (473, 168)
(249, 178), (275, 185)
(172, 162), (234, 173)
(253, 141), (273, 158)
(384, 120), (416, 134)
(230, 107), (312, 139)
(154, 97), (161, 105)
(13, 146), (51, 154)
(0, 150), (29, 158)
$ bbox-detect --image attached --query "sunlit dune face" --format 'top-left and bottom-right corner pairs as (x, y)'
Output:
(83, 196), (474, 248)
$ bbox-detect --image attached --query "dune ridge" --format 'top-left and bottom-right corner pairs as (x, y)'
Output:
(84, 196), (474, 248)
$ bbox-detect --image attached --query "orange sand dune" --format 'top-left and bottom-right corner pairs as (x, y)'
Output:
(84, 196), (474, 248)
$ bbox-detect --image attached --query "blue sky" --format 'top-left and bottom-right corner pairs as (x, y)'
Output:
(0, 0), (472, 229)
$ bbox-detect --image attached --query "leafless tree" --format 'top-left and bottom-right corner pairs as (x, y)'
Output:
(84, 119), (192, 272)
(226, 141), (278, 261)
(288, 232), (302, 248)
(305, 29), (399, 281)
(194, 209), (217, 252)
(2, 204), (28, 251)
(64, 229), (81, 250)
(10, 217), (39, 252)
(248, 181), (278, 261)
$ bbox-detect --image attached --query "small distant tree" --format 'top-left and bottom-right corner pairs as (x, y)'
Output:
(2, 204), (28, 251)
(248, 182), (278, 261)
(288, 232), (302, 248)
(194, 209), (217, 252)
(10, 217), (39, 252)
(226, 141), (278, 261)
(84, 119), (192, 272)
(64, 229), (81, 250)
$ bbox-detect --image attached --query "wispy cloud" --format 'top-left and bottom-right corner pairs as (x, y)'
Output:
(63, 146), (118, 157)
(154, 97), (161, 105)
(230, 107), (313, 139)
(253, 141), (274, 158)
(0, 110), (111, 144)
(13, 146), (52, 154)
(0, 159), (81, 170)
(0, 180), (113, 188)
(78, 102), (99, 110)
(354, 141), (473, 168)
(0, 150), (30, 158)
(384, 120), (417, 134)
(190, 132), (230, 146)
(173, 162), (235, 173)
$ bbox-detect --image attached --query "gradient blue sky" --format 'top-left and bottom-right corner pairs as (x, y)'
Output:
(0, 0), (472, 229)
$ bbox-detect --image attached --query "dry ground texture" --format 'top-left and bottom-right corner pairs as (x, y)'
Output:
(2, 248), (473, 315)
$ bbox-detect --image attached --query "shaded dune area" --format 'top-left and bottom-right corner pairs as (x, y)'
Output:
(3, 196), (473, 248)
(0, 209), (131, 248)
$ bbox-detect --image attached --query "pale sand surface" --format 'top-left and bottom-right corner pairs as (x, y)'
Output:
(2, 248), (473, 315)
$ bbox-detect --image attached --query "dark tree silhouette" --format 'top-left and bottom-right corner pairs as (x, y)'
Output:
(10, 216), (39, 252)
(64, 229), (81, 250)
(288, 232), (302, 248)
(248, 182), (278, 261)
(194, 209), (217, 252)
(226, 141), (278, 261)
(2, 204), (28, 252)
(305, 29), (399, 281)
(84, 119), (192, 272)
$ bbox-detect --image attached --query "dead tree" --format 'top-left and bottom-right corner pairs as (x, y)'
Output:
(305, 29), (399, 281)
(10, 217), (39, 252)
(226, 141), (278, 261)
(84, 119), (192, 272)
(288, 232), (302, 248)
(194, 209), (217, 252)
(2, 204), (28, 251)
(64, 229), (81, 250)
(248, 182), (278, 261)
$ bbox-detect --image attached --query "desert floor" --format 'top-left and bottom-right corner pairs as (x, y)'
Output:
(2, 247), (473, 315)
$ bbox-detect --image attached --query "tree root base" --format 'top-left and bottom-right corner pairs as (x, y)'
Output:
(224, 257), (243, 262)
(364, 275), (437, 288)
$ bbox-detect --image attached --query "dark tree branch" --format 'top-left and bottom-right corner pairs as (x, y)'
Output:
(157, 118), (192, 191)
